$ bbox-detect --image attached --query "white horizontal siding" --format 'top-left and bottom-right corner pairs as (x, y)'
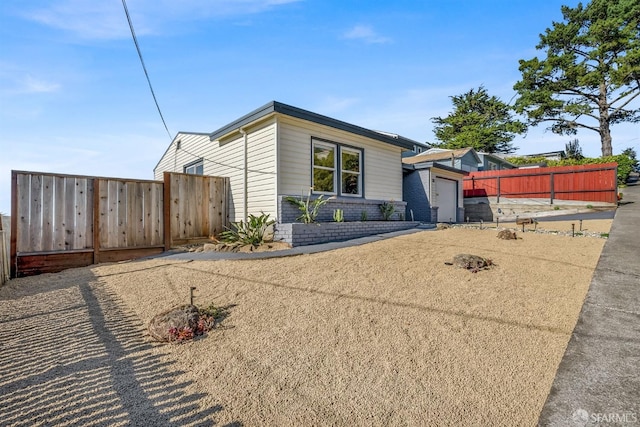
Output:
(246, 121), (277, 218)
(154, 133), (210, 180)
(277, 116), (404, 200)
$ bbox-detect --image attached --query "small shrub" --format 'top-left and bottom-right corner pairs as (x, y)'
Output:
(554, 206), (560, 210)
(285, 187), (330, 223)
(219, 213), (275, 246)
(333, 209), (344, 222)
(586, 204), (594, 209)
(360, 210), (367, 222)
(379, 202), (396, 221)
(168, 326), (194, 343)
(600, 233), (609, 238)
(168, 303), (229, 343)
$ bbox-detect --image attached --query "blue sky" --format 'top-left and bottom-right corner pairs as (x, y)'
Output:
(1, 0), (638, 213)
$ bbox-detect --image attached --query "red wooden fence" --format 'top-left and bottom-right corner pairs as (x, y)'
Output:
(463, 163), (618, 204)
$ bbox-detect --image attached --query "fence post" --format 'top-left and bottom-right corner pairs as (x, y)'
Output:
(9, 171), (17, 279)
(163, 172), (172, 251)
(93, 179), (100, 264)
(550, 172), (555, 205)
(496, 176), (501, 203)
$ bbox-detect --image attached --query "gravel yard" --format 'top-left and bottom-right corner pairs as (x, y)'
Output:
(0, 221), (610, 426)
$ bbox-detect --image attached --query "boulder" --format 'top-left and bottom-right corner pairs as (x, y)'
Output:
(148, 304), (200, 342)
(497, 230), (517, 240)
(446, 253), (493, 272)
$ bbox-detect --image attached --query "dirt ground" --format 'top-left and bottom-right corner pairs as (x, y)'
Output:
(0, 220), (610, 426)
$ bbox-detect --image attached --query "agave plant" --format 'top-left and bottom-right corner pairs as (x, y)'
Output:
(284, 187), (331, 223)
(219, 212), (275, 246)
(379, 201), (396, 221)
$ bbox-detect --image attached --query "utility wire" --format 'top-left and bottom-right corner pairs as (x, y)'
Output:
(121, 0), (172, 140)
(178, 145), (277, 175)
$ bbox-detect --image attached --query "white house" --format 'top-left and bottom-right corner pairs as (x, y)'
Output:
(154, 101), (422, 224)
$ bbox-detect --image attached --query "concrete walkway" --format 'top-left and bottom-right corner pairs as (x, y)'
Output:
(161, 224), (435, 261)
(538, 183), (640, 426)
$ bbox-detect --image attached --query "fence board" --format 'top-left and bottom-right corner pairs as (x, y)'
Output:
(53, 176), (66, 251)
(29, 175), (43, 252)
(41, 175), (54, 251)
(64, 177), (76, 250)
(0, 231), (8, 285)
(76, 178), (91, 249)
(17, 173), (30, 253)
(151, 183), (162, 246)
(143, 182), (153, 245)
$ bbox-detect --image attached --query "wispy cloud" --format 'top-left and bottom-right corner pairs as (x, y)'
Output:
(20, 0), (303, 40)
(343, 25), (391, 44)
(22, 75), (61, 93)
(314, 96), (361, 115)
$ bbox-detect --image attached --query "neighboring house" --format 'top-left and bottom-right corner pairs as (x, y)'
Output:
(154, 101), (420, 223)
(477, 152), (516, 171)
(406, 147), (481, 172)
(521, 150), (566, 161)
(402, 157), (467, 223)
(392, 135), (429, 158)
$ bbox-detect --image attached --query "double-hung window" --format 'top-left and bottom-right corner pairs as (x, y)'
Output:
(312, 138), (362, 197)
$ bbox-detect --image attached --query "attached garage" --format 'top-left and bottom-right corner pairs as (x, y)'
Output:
(434, 177), (458, 223)
(402, 161), (467, 223)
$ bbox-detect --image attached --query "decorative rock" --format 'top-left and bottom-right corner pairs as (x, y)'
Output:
(203, 243), (217, 252)
(148, 305), (200, 342)
(497, 230), (517, 240)
(445, 253), (493, 272)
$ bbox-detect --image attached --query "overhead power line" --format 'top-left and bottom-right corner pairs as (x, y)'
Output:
(121, 0), (172, 140)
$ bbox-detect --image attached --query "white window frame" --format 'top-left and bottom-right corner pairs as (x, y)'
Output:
(311, 138), (363, 198)
(340, 147), (362, 197)
(184, 159), (204, 175)
(312, 140), (337, 195)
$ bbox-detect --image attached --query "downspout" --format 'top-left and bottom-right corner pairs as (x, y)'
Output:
(240, 127), (248, 222)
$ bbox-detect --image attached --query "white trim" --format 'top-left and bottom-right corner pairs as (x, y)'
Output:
(340, 146), (362, 197)
(312, 140), (337, 195)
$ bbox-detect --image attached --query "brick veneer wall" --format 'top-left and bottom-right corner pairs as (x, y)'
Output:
(274, 221), (419, 247)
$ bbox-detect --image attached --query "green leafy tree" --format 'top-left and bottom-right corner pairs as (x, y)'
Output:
(431, 86), (526, 153)
(622, 147), (639, 170)
(565, 138), (584, 159)
(514, 0), (640, 157)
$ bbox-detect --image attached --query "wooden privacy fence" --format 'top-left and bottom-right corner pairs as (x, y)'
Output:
(463, 163), (618, 204)
(10, 171), (228, 278)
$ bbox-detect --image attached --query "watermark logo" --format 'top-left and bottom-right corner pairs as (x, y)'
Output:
(572, 408), (638, 425)
(572, 408), (589, 425)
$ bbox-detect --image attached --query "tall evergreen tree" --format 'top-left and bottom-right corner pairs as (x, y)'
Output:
(431, 86), (526, 154)
(514, 0), (640, 157)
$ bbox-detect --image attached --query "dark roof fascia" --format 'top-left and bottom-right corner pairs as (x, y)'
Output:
(153, 131), (210, 172)
(208, 101), (415, 150)
(403, 161), (469, 176)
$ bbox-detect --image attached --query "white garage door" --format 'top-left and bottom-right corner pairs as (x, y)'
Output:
(435, 178), (457, 222)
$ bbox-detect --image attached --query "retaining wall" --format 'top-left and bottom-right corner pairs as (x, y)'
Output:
(274, 221), (419, 247)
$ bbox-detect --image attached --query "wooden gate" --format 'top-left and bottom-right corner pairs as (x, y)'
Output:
(10, 171), (229, 278)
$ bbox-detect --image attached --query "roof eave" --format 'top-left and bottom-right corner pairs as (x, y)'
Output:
(209, 101), (415, 150)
